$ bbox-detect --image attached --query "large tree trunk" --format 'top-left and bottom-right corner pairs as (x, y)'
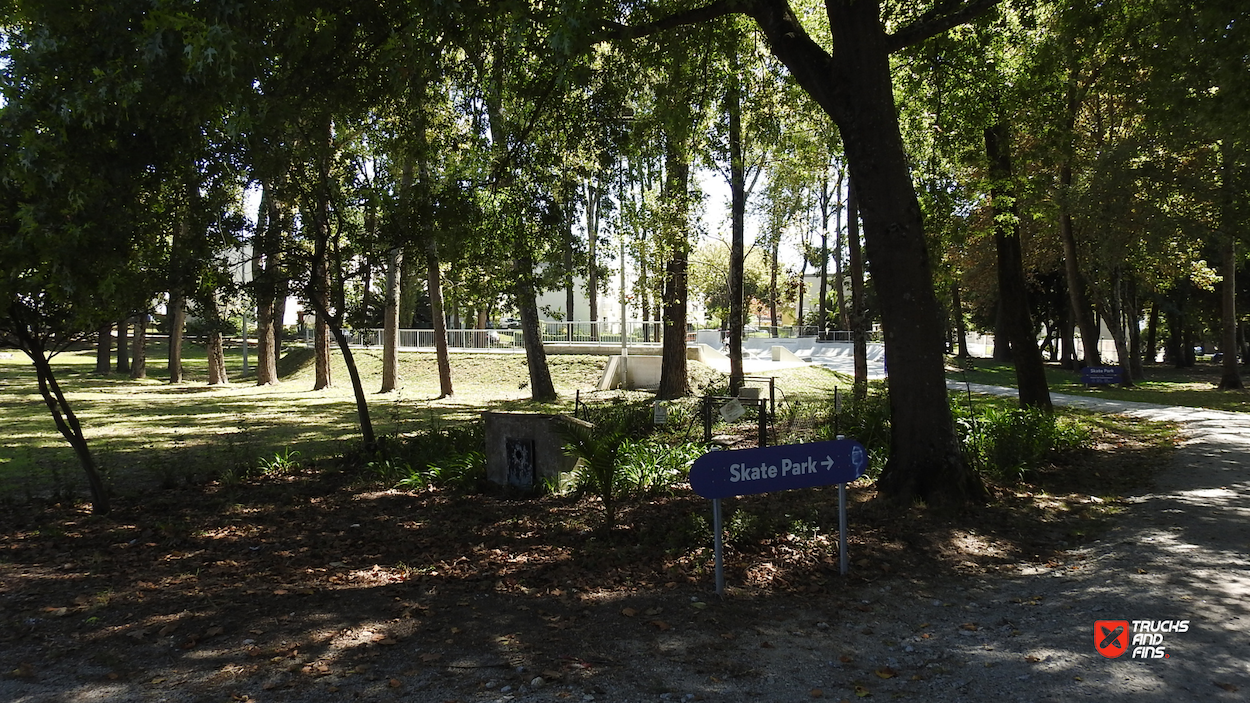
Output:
(95, 325), (111, 374)
(1219, 141), (1242, 389)
(253, 181), (281, 386)
(951, 282), (970, 359)
(752, 0), (983, 505)
(847, 178), (868, 397)
(728, 58), (746, 393)
(1145, 300), (1159, 365)
(207, 330), (228, 385)
(985, 121), (1051, 410)
(116, 318), (130, 374)
(381, 247), (402, 393)
(1058, 69), (1101, 368)
(657, 134), (691, 400)
(817, 173), (830, 338)
(427, 247), (454, 398)
(15, 329), (110, 514)
(130, 312), (148, 380)
(515, 255), (557, 401)
(585, 180), (601, 340)
(1098, 276), (1134, 387)
(168, 289), (186, 383)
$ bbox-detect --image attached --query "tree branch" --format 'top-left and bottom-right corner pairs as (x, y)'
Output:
(886, 0), (1002, 52)
(597, 0), (747, 41)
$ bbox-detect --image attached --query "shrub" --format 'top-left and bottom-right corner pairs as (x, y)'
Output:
(616, 439), (706, 496)
(953, 403), (1091, 482)
(360, 423), (487, 491)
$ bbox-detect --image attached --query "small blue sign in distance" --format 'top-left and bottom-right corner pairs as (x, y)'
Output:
(689, 439), (868, 499)
(1081, 365), (1124, 385)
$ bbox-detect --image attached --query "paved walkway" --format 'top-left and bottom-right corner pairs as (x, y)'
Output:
(933, 380), (1250, 699)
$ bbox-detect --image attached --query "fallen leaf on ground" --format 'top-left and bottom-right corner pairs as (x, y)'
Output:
(1215, 682), (1239, 692)
(875, 667), (896, 679)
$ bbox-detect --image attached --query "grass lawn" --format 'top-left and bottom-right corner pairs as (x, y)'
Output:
(948, 357), (1250, 413)
(0, 341), (850, 502)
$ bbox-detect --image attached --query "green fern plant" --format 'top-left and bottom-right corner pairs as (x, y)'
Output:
(556, 420), (627, 529)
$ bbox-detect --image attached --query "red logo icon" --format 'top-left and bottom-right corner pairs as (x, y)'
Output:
(1095, 620), (1130, 658)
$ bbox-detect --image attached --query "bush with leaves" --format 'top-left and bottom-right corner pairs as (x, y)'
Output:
(360, 422), (487, 491)
(952, 401), (1092, 482)
(616, 439), (707, 496)
(556, 419), (628, 529)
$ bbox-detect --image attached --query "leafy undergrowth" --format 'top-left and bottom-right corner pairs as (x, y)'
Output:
(0, 420), (1174, 695)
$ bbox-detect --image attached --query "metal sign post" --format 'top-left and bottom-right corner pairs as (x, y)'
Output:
(691, 438), (868, 595)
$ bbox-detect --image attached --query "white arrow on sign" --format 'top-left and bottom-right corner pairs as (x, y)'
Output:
(822, 455), (834, 471)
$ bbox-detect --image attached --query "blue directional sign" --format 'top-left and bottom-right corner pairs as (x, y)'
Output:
(689, 439), (868, 499)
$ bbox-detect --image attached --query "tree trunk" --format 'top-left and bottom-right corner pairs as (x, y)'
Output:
(130, 312), (148, 379)
(168, 289), (186, 383)
(1125, 280), (1145, 381)
(951, 282), (970, 359)
(817, 171), (831, 338)
(22, 338), (110, 514)
(1059, 300), (1077, 369)
(116, 318), (130, 374)
(847, 178), (868, 398)
(427, 246), (454, 398)
(1058, 128), (1100, 365)
(1219, 142), (1242, 389)
(728, 58), (746, 393)
(985, 121), (1051, 410)
(515, 255), (557, 401)
(751, 0), (983, 505)
(381, 247), (402, 393)
(1145, 300), (1159, 365)
(657, 135), (691, 400)
(95, 325), (111, 374)
(768, 228), (780, 336)
(1098, 277), (1134, 387)
(253, 181), (281, 386)
(992, 299), (1011, 362)
(207, 330), (228, 385)
(586, 180), (600, 340)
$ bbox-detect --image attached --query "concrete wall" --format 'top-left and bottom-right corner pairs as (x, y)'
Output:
(483, 413), (590, 489)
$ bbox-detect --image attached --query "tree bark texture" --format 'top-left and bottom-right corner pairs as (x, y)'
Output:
(24, 337), (110, 514)
(427, 246), (454, 398)
(1219, 141), (1242, 389)
(253, 181), (281, 386)
(984, 122), (1051, 410)
(168, 290), (186, 383)
(130, 312), (148, 380)
(515, 255), (557, 402)
(847, 179), (868, 397)
(116, 318), (130, 374)
(749, 0), (984, 505)
(382, 247), (402, 393)
(728, 58), (746, 394)
(657, 135), (691, 400)
(95, 325), (111, 374)
(207, 330), (228, 385)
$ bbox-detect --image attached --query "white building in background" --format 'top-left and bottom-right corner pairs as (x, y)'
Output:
(532, 274), (707, 327)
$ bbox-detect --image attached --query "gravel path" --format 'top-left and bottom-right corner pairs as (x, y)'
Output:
(4, 389), (1248, 702)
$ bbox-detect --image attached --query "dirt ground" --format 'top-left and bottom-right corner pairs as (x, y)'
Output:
(2, 394), (1247, 702)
